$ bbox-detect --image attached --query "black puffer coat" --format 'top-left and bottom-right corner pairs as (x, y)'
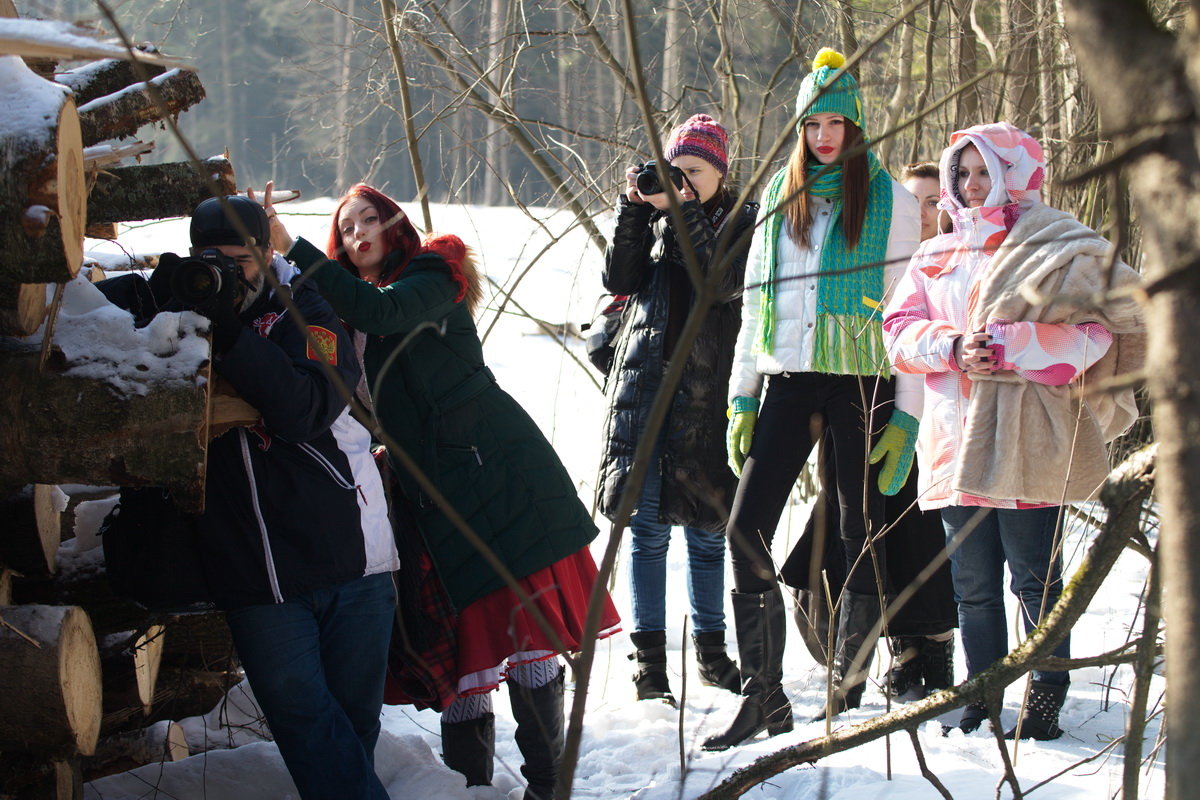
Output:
(597, 192), (757, 532)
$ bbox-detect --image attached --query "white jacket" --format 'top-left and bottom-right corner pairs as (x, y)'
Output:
(729, 179), (922, 413)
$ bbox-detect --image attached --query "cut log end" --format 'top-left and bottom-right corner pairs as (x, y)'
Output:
(0, 604), (102, 756)
(0, 281), (49, 337)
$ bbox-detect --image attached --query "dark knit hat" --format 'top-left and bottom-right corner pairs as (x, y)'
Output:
(663, 113), (729, 175)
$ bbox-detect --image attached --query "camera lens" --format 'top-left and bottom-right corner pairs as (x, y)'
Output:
(170, 258), (223, 307)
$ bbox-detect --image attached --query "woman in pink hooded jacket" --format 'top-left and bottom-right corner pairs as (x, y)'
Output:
(883, 122), (1142, 740)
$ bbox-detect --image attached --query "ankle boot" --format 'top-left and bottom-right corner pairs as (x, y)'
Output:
(920, 636), (955, 694)
(1005, 680), (1067, 741)
(693, 630), (741, 694)
(942, 701), (989, 735)
(813, 589), (881, 721)
(629, 630), (676, 707)
(701, 589), (793, 752)
(886, 636), (924, 698)
(510, 669), (565, 800)
(441, 712), (495, 787)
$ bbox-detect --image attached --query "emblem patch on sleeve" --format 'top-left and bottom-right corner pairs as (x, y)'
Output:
(307, 326), (339, 365)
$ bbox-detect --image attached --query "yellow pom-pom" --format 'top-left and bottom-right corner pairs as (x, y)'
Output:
(812, 47), (845, 71)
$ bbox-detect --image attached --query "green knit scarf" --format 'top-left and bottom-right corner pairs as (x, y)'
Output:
(755, 151), (894, 375)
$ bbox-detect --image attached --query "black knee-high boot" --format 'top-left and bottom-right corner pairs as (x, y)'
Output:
(701, 589), (793, 751)
(510, 669), (565, 800)
(441, 713), (495, 787)
(814, 588), (881, 720)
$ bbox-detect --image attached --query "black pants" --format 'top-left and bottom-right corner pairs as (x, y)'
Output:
(728, 372), (893, 596)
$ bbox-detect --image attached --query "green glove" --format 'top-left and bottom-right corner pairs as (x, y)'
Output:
(868, 409), (919, 496)
(727, 396), (760, 478)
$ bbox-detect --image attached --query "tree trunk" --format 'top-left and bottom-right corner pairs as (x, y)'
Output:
(0, 484), (64, 575)
(1003, 0), (1040, 131)
(0, 605), (101, 757)
(0, 342), (209, 510)
(1062, 4), (1200, 797)
(56, 58), (167, 107)
(84, 719), (187, 779)
(0, 568), (12, 604)
(0, 57), (85, 286)
(99, 626), (165, 718)
(950, 0), (980, 124)
(881, 9), (916, 165)
(76, 69), (206, 148)
(86, 157), (236, 224)
(660, 0), (684, 112)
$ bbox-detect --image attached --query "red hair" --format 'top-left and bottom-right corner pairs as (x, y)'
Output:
(326, 183), (421, 283)
(326, 184), (483, 315)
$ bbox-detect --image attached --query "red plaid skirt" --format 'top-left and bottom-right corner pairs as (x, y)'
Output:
(384, 546), (620, 711)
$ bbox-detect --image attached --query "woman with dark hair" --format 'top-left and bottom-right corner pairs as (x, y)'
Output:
(263, 183), (620, 799)
(703, 48), (921, 751)
(884, 123), (1143, 739)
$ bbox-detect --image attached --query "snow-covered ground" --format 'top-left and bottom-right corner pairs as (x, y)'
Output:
(82, 200), (1163, 799)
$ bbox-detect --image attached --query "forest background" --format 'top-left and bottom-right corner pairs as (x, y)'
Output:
(26, 0), (1146, 251)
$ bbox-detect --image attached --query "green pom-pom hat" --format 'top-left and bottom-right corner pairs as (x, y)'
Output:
(795, 48), (865, 134)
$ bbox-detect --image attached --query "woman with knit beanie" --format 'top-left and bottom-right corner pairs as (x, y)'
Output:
(883, 123), (1143, 739)
(704, 49), (920, 751)
(598, 113), (757, 706)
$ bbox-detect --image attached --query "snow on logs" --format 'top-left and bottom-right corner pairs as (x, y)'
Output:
(0, 275), (213, 509)
(0, 604), (102, 756)
(77, 68), (205, 148)
(0, 56), (84, 332)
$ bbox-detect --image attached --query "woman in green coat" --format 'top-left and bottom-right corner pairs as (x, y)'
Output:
(265, 183), (619, 800)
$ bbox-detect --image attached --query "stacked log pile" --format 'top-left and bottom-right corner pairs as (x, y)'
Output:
(0, 6), (260, 797)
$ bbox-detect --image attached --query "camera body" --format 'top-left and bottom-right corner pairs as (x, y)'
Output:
(635, 160), (685, 196)
(168, 249), (240, 308)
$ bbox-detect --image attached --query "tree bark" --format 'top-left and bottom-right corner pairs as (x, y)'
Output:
(1003, 0), (1040, 131)
(0, 604), (101, 757)
(56, 58), (167, 107)
(86, 157), (236, 224)
(950, 0), (980, 123)
(0, 341), (209, 510)
(0, 57), (85, 286)
(76, 69), (205, 148)
(0, 484), (63, 575)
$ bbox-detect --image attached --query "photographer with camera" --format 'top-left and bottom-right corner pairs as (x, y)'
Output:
(597, 113), (757, 707)
(100, 195), (399, 800)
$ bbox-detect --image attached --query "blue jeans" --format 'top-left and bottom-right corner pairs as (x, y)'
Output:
(942, 506), (1070, 687)
(629, 432), (727, 634)
(225, 572), (396, 800)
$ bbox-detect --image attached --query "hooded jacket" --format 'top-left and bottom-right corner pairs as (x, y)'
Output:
(597, 193), (756, 532)
(290, 235), (598, 612)
(883, 122), (1144, 509)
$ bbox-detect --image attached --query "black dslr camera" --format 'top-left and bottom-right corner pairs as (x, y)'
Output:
(635, 160), (686, 196)
(167, 249), (240, 308)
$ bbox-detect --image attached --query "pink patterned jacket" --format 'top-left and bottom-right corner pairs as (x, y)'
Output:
(882, 123), (1112, 510)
